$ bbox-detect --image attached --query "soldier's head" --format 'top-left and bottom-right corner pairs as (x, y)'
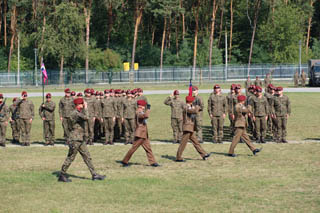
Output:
(74, 97), (84, 111)
(192, 86), (199, 96)
(256, 76), (259, 80)
(71, 91), (76, 97)
(268, 84), (274, 94)
(275, 87), (283, 96)
(46, 93), (52, 101)
(235, 84), (241, 94)
(0, 93), (3, 103)
(64, 88), (71, 97)
(77, 92), (83, 97)
(237, 95), (246, 104)
(84, 88), (91, 97)
(109, 89), (114, 97)
(21, 91), (28, 100)
(230, 84), (236, 93)
(302, 70), (304, 73)
(173, 90), (179, 98)
(12, 97), (17, 103)
(137, 88), (143, 96)
(185, 95), (195, 105)
(104, 89), (110, 98)
(137, 100), (147, 110)
(255, 86), (263, 97)
(213, 85), (221, 94)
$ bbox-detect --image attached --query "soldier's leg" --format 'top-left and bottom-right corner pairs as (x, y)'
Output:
(272, 117), (278, 141)
(124, 119), (130, 143)
(218, 116), (225, 142)
(189, 132), (207, 158)
(282, 117), (287, 141)
(109, 118), (115, 144)
(171, 118), (178, 142)
(241, 130), (256, 151)
(103, 118), (109, 143)
(261, 116), (267, 140)
(44, 120), (50, 144)
(78, 142), (97, 176)
(229, 114), (234, 136)
(177, 119), (183, 142)
(211, 117), (218, 142)
(11, 121), (18, 142)
(176, 132), (191, 160)
(48, 120), (55, 144)
(61, 141), (79, 175)
(129, 119), (136, 143)
(195, 114), (203, 142)
(0, 122), (6, 145)
(255, 117), (261, 141)
(228, 128), (243, 154)
(19, 119), (26, 144)
(141, 139), (157, 165)
(277, 117), (283, 142)
(62, 118), (69, 141)
(25, 120), (32, 145)
(88, 118), (95, 143)
(122, 138), (144, 164)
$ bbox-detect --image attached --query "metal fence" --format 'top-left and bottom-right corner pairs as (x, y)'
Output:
(0, 64), (308, 86)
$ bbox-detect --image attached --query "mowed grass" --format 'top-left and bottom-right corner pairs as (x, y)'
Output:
(0, 143), (319, 212)
(3, 92), (319, 143)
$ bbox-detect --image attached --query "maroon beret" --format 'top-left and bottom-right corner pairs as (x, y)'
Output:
(104, 89), (109, 94)
(255, 86), (262, 93)
(192, 86), (198, 91)
(173, 90), (179, 95)
(137, 100), (147, 106)
(276, 86), (283, 91)
(213, 84), (220, 89)
(22, 91), (28, 96)
(0, 93), (3, 98)
(71, 91), (76, 96)
(74, 97), (84, 105)
(84, 88), (91, 93)
(46, 93), (52, 98)
(64, 88), (71, 93)
(77, 92), (83, 97)
(237, 95), (246, 102)
(13, 97), (17, 102)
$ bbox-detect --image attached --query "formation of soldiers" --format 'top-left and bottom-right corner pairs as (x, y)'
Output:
(294, 70), (307, 87)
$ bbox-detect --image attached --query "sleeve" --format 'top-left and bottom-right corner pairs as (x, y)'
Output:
(30, 102), (35, 119)
(38, 105), (43, 118)
(200, 97), (204, 111)
(207, 96), (212, 115)
(59, 99), (63, 117)
(4, 106), (10, 121)
(164, 97), (172, 106)
(265, 98), (269, 115)
(287, 97), (291, 115)
(223, 97), (228, 114)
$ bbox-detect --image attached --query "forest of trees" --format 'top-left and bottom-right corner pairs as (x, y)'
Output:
(0, 0), (320, 83)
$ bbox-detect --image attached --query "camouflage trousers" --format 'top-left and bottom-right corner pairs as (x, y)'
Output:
(228, 113), (235, 135)
(114, 117), (122, 140)
(10, 120), (20, 141)
(19, 118), (32, 144)
(254, 116), (267, 139)
(124, 118), (135, 143)
(43, 120), (55, 144)
(62, 117), (72, 142)
(0, 122), (7, 144)
(171, 118), (182, 142)
(85, 117), (95, 142)
(103, 117), (114, 143)
(61, 140), (97, 176)
(211, 116), (224, 141)
(195, 112), (203, 142)
(94, 117), (103, 141)
(276, 116), (287, 141)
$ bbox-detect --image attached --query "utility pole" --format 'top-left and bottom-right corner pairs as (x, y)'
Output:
(299, 40), (302, 75)
(225, 28), (228, 81)
(34, 48), (38, 87)
(17, 32), (20, 85)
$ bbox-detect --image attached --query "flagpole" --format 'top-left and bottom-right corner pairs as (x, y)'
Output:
(41, 58), (44, 104)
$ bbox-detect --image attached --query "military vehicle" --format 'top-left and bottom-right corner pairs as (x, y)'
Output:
(308, 59), (320, 86)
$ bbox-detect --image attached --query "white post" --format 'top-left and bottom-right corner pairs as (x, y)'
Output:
(225, 29), (228, 81)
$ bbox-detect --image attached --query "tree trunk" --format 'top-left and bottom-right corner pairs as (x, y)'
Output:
(175, 16), (179, 57)
(209, 0), (218, 75)
(151, 26), (155, 45)
(131, 4), (143, 71)
(306, 0), (314, 54)
(218, 5), (224, 47)
(160, 18), (167, 81)
(180, 0), (185, 40)
(167, 16), (171, 49)
(106, 3), (113, 48)
(229, 0), (233, 62)
(8, 3), (17, 73)
(0, 1), (3, 38)
(192, 1), (200, 80)
(4, 0), (7, 46)
(59, 55), (64, 85)
(248, 0), (261, 74)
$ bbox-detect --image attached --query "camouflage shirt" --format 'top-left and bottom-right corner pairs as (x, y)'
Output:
(59, 96), (75, 118)
(69, 108), (89, 141)
(123, 98), (137, 119)
(0, 102), (9, 122)
(249, 96), (269, 117)
(39, 101), (56, 121)
(208, 93), (227, 117)
(164, 97), (185, 119)
(101, 97), (116, 118)
(273, 95), (291, 117)
(17, 99), (34, 119)
(84, 96), (97, 118)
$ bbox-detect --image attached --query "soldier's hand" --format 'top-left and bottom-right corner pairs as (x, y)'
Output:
(223, 113), (226, 119)
(101, 118), (103, 122)
(60, 117), (63, 121)
(93, 117), (96, 122)
(286, 114), (289, 119)
(252, 116), (256, 121)
(84, 101), (88, 109)
(42, 104), (45, 108)
(121, 118), (124, 123)
(42, 117), (46, 121)
(231, 114), (235, 120)
(170, 93), (174, 98)
(113, 117), (116, 122)
(265, 116), (268, 121)
(29, 119), (33, 123)
(4, 121), (8, 126)
(9, 118), (12, 122)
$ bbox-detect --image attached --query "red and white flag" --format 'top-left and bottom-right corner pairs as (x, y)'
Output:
(41, 63), (48, 84)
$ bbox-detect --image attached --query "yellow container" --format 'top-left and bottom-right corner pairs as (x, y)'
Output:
(123, 62), (130, 72)
(134, 63), (139, 71)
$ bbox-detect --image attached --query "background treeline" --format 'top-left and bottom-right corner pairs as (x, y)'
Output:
(0, 0), (320, 77)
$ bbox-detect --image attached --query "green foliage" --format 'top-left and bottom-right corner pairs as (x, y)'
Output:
(136, 43), (161, 66)
(197, 38), (223, 67)
(174, 39), (193, 66)
(311, 39), (320, 59)
(89, 48), (122, 72)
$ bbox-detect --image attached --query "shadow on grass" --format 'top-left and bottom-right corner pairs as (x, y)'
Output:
(161, 155), (195, 162)
(304, 138), (320, 141)
(52, 171), (90, 180)
(115, 160), (143, 167)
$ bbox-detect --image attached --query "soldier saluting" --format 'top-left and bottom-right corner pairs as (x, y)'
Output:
(0, 94), (9, 147)
(17, 91), (34, 146)
(39, 93), (56, 146)
(58, 97), (106, 182)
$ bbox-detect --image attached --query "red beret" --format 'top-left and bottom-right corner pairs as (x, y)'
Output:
(109, 89), (114, 93)
(104, 89), (109, 94)
(255, 86), (262, 92)
(95, 91), (100, 96)
(74, 97), (84, 105)
(231, 84), (236, 90)
(46, 93), (52, 98)
(186, 95), (195, 103)
(90, 89), (95, 94)
(77, 92), (83, 97)
(99, 92), (104, 96)
(137, 100), (147, 106)
(64, 88), (71, 93)
(13, 97), (17, 102)
(71, 91), (76, 96)
(137, 88), (143, 93)
(173, 90), (179, 95)
(235, 85), (241, 89)
(213, 84), (220, 89)
(237, 95), (246, 102)
(192, 86), (198, 91)
(268, 84), (274, 89)
(276, 86), (283, 91)
(131, 90), (136, 95)
(22, 91), (27, 96)
(84, 88), (91, 93)
(0, 93), (3, 98)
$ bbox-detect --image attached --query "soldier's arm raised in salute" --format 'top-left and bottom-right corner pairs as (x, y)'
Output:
(164, 96), (173, 106)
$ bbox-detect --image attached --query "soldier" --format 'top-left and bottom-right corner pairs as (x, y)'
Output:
(249, 86), (269, 143)
(264, 84), (276, 138)
(122, 90), (137, 145)
(208, 85), (227, 143)
(273, 87), (291, 143)
(77, 92), (83, 97)
(192, 86), (204, 143)
(228, 95), (261, 157)
(301, 70), (307, 87)
(113, 89), (124, 141)
(71, 91), (76, 99)
(227, 84), (236, 136)
(94, 91), (103, 142)
(254, 76), (263, 88)
(136, 88), (148, 104)
(17, 91), (34, 146)
(264, 73), (271, 90)
(101, 89), (116, 145)
(59, 88), (74, 145)
(58, 97), (106, 182)
(176, 96), (210, 162)
(164, 90), (185, 144)
(244, 76), (251, 96)
(246, 85), (256, 136)
(9, 97), (20, 144)
(294, 71), (299, 87)
(0, 94), (9, 147)
(39, 93), (56, 146)
(83, 88), (97, 145)
(121, 100), (160, 167)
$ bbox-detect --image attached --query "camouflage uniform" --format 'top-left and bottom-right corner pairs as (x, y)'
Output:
(208, 93), (227, 143)
(226, 92), (236, 136)
(264, 76), (271, 89)
(17, 99), (34, 145)
(244, 79), (251, 96)
(9, 103), (20, 143)
(84, 96), (97, 144)
(294, 72), (299, 87)
(60, 108), (97, 176)
(59, 96), (75, 143)
(301, 72), (307, 87)
(273, 95), (291, 142)
(94, 97), (103, 141)
(192, 95), (204, 142)
(254, 79), (263, 88)
(164, 96), (185, 143)
(113, 97), (123, 140)
(264, 91), (276, 137)
(0, 102), (9, 146)
(101, 97), (116, 144)
(249, 95), (269, 142)
(123, 98), (137, 144)
(39, 101), (56, 145)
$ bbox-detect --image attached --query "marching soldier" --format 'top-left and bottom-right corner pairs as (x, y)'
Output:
(164, 90), (185, 144)
(192, 86), (204, 143)
(254, 76), (263, 88)
(121, 100), (160, 167)
(0, 94), (9, 147)
(249, 86), (269, 143)
(101, 89), (116, 145)
(228, 95), (261, 157)
(227, 84), (236, 136)
(123, 90), (137, 145)
(208, 85), (227, 143)
(294, 71), (299, 87)
(244, 76), (251, 96)
(58, 97), (106, 182)
(17, 91), (34, 146)
(39, 93), (56, 146)
(301, 70), (307, 87)
(9, 98), (20, 144)
(59, 88), (74, 145)
(84, 88), (97, 145)
(176, 96), (210, 162)
(273, 87), (291, 143)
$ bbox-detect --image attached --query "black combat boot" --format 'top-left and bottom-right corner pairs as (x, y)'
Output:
(92, 174), (106, 181)
(261, 137), (266, 143)
(58, 174), (72, 182)
(202, 153), (211, 160)
(252, 149), (261, 155)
